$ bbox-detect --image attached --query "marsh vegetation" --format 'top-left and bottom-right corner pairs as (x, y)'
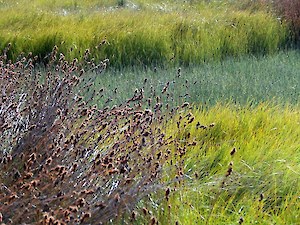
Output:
(1, 0), (300, 224)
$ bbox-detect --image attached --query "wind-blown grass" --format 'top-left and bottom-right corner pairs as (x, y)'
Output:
(158, 103), (300, 224)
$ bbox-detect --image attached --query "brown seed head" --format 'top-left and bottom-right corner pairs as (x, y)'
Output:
(150, 216), (157, 225)
(230, 147), (236, 156)
(181, 102), (189, 108)
(80, 212), (91, 223)
(142, 207), (148, 215)
(259, 193), (264, 201)
(76, 198), (86, 207)
(165, 187), (170, 200)
(131, 211), (137, 220)
(239, 216), (244, 224)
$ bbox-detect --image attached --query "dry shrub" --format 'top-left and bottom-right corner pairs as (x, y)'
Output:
(273, 0), (300, 46)
(0, 44), (186, 224)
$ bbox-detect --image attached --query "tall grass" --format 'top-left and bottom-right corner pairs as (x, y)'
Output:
(159, 103), (300, 224)
(0, 0), (288, 67)
(87, 50), (300, 109)
(231, 0), (300, 47)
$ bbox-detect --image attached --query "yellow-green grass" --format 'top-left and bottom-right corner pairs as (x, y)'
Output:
(153, 103), (300, 224)
(0, 0), (288, 67)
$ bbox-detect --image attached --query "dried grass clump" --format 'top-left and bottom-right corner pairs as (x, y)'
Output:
(0, 44), (184, 224)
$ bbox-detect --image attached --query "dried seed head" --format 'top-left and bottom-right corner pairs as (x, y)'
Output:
(131, 211), (137, 220)
(165, 187), (170, 200)
(80, 212), (91, 223)
(188, 116), (195, 124)
(209, 122), (215, 127)
(76, 198), (86, 207)
(226, 167), (233, 177)
(181, 102), (189, 108)
(150, 216), (157, 225)
(13, 169), (21, 180)
(46, 157), (52, 166)
(259, 193), (264, 201)
(142, 207), (148, 216)
(68, 205), (78, 213)
(239, 216), (244, 224)
(230, 147), (236, 156)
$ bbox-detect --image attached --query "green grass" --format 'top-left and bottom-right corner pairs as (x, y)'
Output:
(0, 0), (288, 67)
(158, 103), (300, 224)
(85, 50), (300, 109)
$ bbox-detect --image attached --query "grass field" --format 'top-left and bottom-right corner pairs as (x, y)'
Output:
(1, 0), (300, 225)
(0, 0), (288, 67)
(84, 50), (300, 109)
